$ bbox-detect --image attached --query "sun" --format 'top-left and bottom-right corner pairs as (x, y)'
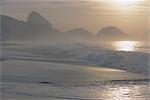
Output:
(115, 0), (137, 5)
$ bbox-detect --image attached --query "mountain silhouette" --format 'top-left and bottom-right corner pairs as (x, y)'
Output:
(64, 28), (92, 37)
(27, 11), (51, 26)
(1, 15), (33, 41)
(97, 26), (129, 40)
(1, 11), (131, 42)
(0, 11), (59, 41)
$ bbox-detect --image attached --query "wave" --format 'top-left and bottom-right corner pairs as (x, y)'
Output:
(2, 43), (150, 75)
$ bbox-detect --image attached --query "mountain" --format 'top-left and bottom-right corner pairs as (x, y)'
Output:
(1, 12), (132, 42)
(27, 11), (51, 26)
(64, 28), (93, 39)
(26, 11), (60, 38)
(0, 11), (60, 41)
(1, 15), (32, 41)
(97, 26), (130, 41)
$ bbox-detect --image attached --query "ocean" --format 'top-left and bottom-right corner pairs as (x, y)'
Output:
(1, 41), (150, 100)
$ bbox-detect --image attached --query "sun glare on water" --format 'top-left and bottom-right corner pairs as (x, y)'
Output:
(113, 41), (140, 51)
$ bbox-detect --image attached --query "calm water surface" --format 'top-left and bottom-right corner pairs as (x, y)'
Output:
(2, 60), (150, 100)
(2, 80), (149, 100)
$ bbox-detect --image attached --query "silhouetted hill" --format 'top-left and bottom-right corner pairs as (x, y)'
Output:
(1, 12), (132, 42)
(64, 28), (92, 37)
(1, 15), (33, 41)
(97, 26), (129, 41)
(27, 11), (51, 26)
(0, 11), (60, 41)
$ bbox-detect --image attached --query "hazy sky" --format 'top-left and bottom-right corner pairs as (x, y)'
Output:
(1, 0), (149, 34)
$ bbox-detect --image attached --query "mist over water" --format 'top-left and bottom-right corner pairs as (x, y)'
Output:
(1, 0), (149, 99)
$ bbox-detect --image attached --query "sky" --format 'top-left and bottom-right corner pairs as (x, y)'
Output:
(0, 0), (149, 35)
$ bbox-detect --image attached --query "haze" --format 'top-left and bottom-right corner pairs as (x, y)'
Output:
(1, 0), (149, 36)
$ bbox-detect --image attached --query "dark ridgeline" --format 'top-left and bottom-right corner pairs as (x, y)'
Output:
(63, 28), (93, 40)
(97, 26), (130, 41)
(0, 11), (131, 42)
(0, 11), (59, 41)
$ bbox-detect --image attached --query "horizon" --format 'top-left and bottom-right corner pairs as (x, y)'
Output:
(1, 1), (150, 100)
(1, 10), (149, 35)
(1, 0), (149, 35)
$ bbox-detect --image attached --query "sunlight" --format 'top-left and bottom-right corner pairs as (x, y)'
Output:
(115, 0), (138, 5)
(95, 83), (146, 100)
(113, 41), (140, 51)
(105, 86), (133, 100)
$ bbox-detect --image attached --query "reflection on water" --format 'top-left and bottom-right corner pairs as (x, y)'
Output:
(106, 86), (133, 100)
(113, 41), (141, 51)
(92, 80), (149, 100)
(3, 80), (149, 100)
(100, 41), (149, 53)
(103, 85), (145, 100)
